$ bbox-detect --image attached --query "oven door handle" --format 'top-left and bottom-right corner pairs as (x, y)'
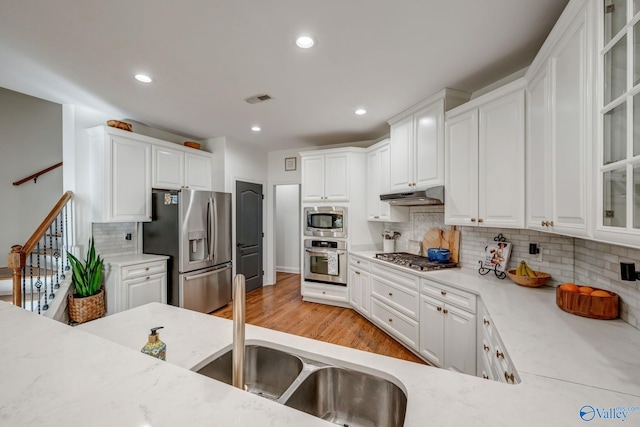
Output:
(304, 249), (346, 256)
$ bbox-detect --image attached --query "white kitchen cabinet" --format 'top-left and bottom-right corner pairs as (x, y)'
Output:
(525, 2), (592, 238)
(88, 126), (152, 222)
(153, 146), (212, 191)
(477, 300), (519, 384)
(419, 279), (477, 375)
(366, 140), (409, 222)
(388, 89), (469, 192)
(445, 82), (526, 228)
(103, 256), (168, 315)
(348, 255), (371, 316)
(300, 152), (349, 202)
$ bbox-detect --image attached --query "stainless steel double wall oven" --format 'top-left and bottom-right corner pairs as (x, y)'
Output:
(303, 206), (347, 285)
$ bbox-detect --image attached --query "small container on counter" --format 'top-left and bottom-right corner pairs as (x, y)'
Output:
(141, 326), (166, 360)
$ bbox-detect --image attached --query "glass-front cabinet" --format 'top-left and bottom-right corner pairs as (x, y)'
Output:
(598, 0), (640, 242)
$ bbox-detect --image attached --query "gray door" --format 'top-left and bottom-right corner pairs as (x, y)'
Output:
(236, 181), (263, 292)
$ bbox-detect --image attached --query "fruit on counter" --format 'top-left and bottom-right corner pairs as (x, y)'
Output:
(559, 283), (579, 293)
(579, 286), (594, 295)
(591, 290), (612, 297)
(516, 260), (538, 278)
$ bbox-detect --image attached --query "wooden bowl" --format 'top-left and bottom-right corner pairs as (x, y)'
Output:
(556, 287), (619, 320)
(506, 269), (551, 287)
(184, 141), (201, 149)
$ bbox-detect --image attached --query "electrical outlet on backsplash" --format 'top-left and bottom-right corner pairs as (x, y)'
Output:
(92, 222), (138, 256)
(384, 206), (640, 329)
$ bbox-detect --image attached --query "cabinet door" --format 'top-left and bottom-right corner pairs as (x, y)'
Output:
(445, 111), (478, 225)
(478, 90), (525, 228)
(414, 100), (444, 188)
(110, 135), (152, 222)
(551, 11), (589, 236)
(348, 268), (360, 308)
(185, 153), (212, 191)
(301, 155), (325, 202)
(443, 304), (477, 375)
(366, 150), (381, 220)
(526, 69), (552, 230)
(389, 116), (413, 191)
(360, 271), (371, 316)
(324, 153), (349, 201)
(153, 145), (184, 190)
(419, 295), (444, 367)
(125, 273), (167, 310)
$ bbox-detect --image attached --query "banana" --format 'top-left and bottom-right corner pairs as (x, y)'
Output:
(524, 262), (537, 278)
(516, 261), (526, 276)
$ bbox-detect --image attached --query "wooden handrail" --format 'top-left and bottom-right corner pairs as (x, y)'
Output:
(13, 162), (63, 186)
(7, 191), (73, 306)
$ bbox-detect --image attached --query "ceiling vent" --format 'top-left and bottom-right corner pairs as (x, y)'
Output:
(244, 94), (273, 104)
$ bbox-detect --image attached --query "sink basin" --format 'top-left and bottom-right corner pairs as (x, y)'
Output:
(283, 366), (407, 427)
(197, 345), (304, 400)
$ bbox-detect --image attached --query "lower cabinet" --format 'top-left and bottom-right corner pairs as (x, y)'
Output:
(104, 257), (167, 315)
(371, 298), (419, 349)
(477, 300), (520, 384)
(419, 295), (476, 375)
(348, 256), (371, 316)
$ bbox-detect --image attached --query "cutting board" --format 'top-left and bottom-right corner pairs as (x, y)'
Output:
(442, 225), (460, 263)
(422, 228), (443, 253)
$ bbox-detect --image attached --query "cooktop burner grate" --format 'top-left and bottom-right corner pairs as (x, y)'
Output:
(374, 252), (457, 271)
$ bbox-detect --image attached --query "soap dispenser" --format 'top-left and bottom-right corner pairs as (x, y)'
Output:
(141, 326), (166, 361)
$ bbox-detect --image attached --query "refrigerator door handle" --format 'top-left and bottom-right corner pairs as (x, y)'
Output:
(184, 264), (231, 281)
(212, 196), (219, 263)
(209, 196), (216, 263)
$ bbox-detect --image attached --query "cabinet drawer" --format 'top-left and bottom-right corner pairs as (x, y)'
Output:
(371, 299), (419, 350)
(303, 283), (348, 302)
(420, 279), (476, 313)
(371, 263), (419, 290)
(371, 276), (419, 319)
(121, 260), (167, 280)
(349, 255), (371, 271)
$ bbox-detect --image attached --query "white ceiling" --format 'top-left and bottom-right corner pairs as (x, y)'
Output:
(0, 0), (569, 151)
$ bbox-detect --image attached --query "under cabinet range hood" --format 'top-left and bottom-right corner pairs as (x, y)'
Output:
(380, 185), (444, 206)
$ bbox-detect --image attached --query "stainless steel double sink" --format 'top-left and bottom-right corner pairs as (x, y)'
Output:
(196, 344), (407, 427)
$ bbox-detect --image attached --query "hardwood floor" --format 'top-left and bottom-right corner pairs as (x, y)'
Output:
(212, 272), (425, 364)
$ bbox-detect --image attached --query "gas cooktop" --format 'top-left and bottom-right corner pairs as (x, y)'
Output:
(375, 252), (458, 272)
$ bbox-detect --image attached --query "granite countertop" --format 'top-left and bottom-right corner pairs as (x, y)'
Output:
(2, 254), (640, 426)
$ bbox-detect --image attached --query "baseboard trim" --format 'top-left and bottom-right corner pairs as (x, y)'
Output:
(276, 266), (300, 274)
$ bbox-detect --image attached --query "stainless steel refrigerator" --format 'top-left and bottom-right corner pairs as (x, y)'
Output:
(143, 189), (232, 313)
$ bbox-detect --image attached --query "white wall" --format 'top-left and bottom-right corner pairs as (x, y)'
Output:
(0, 87), (62, 265)
(275, 185), (300, 273)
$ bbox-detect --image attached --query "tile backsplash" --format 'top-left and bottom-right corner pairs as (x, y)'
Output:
(92, 222), (137, 256)
(385, 206), (640, 329)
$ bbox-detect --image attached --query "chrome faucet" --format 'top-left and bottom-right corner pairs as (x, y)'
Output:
(232, 274), (246, 390)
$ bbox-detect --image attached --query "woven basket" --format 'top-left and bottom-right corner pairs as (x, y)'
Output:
(68, 287), (105, 324)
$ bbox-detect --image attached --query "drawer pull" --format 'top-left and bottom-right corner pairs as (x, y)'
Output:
(145, 267), (150, 271)
(437, 306), (442, 312)
(441, 290), (446, 296)
(471, 218), (476, 222)
(483, 318), (490, 326)
(504, 371), (515, 383)
(443, 309), (448, 314)
(322, 291), (326, 295)
(496, 350), (504, 359)
(388, 292), (393, 297)
(356, 271), (360, 275)
(482, 374), (489, 380)
(483, 344), (490, 351)
(357, 261), (360, 264)
(146, 276), (150, 280)
(388, 318), (393, 323)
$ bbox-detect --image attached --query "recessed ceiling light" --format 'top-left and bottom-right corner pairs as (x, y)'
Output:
(251, 126), (261, 132)
(134, 74), (153, 83)
(355, 109), (367, 115)
(296, 35), (316, 49)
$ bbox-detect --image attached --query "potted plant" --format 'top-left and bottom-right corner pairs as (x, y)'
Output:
(67, 238), (105, 324)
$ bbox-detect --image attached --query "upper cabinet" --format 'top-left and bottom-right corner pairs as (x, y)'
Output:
(594, 0), (640, 247)
(153, 145), (212, 191)
(366, 139), (409, 222)
(301, 151), (350, 202)
(88, 126), (152, 222)
(87, 126), (214, 222)
(388, 89), (469, 192)
(445, 81), (526, 228)
(525, 0), (593, 238)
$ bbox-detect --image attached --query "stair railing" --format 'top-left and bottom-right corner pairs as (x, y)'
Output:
(7, 191), (73, 313)
(12, 162), (63, 186)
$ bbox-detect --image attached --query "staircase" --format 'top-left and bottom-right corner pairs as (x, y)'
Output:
(6, 191), (74, 320)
